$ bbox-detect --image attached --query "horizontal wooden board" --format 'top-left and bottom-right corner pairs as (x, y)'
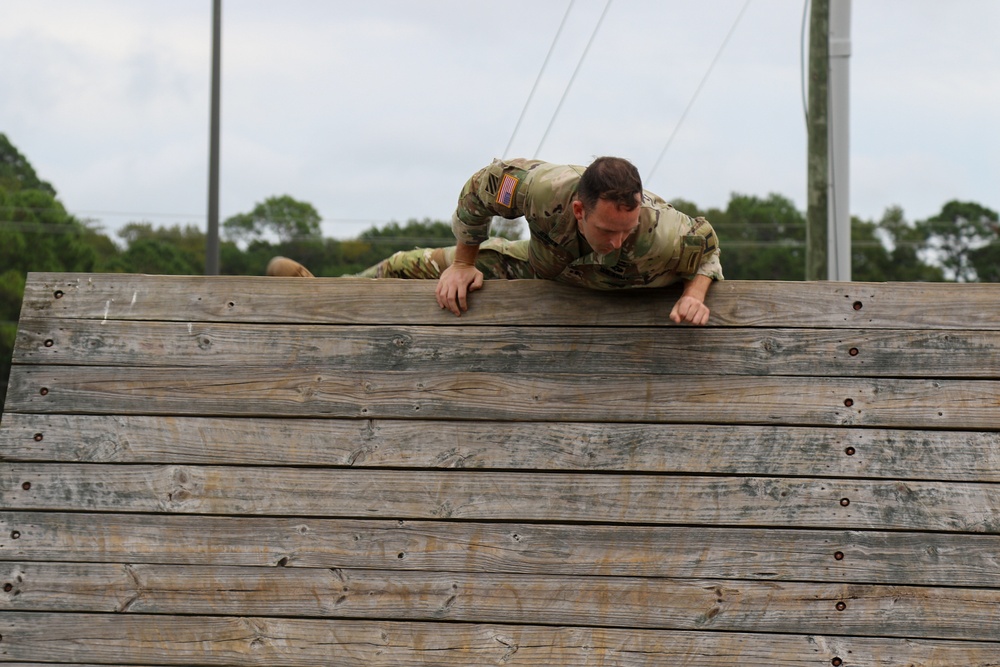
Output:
(15, 318), (1000, 379)
(23, 272), (1000, 329)
(2, 612), (998, 666)
(4, 562), (999, 641)
(8, 366), (1000, 429)
(3, 466), (999, 532)
(8, 512), (1000, 587)
(5, 415), (1000, 482)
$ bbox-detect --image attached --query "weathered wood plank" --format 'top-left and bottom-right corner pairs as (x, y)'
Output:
(15, 318), (1000, 379)
(5, 414), (1000, 482)
(8, 512), (1000, 587)
(3, 612), (1000, 666)
(22, 272), (1000, 329)
(4, 561), (999, 641)
(4, 466), (999, 532)
(8, 366), (1000, 429)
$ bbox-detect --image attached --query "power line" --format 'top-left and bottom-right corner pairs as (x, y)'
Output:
(502, 0), (575, 159)
(800, 0), (810, 127)
(535, 0), (613, 157)
(647, 0), (751, 182)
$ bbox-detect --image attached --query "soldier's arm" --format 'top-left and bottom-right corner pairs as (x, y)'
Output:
(669, 216), (722, 325)
(451, 159), (542, 247)
(435, 244), (483, 317)
(669, 274), (713, 325)
(438, 159), (543, 316)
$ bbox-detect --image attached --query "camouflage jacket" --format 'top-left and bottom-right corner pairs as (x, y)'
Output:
(451, 158), (723, 289)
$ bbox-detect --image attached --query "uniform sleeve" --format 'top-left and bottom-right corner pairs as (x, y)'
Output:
(684, 216), (724, 281)
(451, 159), (542, 246)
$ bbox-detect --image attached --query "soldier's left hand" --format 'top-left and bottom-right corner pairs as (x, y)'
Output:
(669, 295), (710, 326)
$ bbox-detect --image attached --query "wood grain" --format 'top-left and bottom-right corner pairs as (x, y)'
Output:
(15, 318), (1000, 378)
(3, 612), (1000, 666)
(7, 512), (1000, 587)
(8, 366), (1000, 429)
(22, 272), (1000, 329)
(5, 272), (1000, 665)
(4, 466), (1000, 532)
(5, 414), (1000, 481)
(4, 561), (999, 641)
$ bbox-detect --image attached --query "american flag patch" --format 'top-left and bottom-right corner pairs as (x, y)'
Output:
(496, 173), (519, 207)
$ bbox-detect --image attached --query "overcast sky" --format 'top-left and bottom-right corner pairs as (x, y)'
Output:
(2, 0), (998, 242)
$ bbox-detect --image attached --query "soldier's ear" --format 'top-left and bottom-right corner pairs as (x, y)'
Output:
(572, 200), (585, 222)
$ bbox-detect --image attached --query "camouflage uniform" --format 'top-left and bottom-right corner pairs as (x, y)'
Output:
(356, 236), (535, 280)
(452, 158), (723, 289)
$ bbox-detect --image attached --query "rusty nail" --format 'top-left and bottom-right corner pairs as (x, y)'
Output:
(848, 347), (859, 356)
(2, 584), (10, 592)
(44, 339), (54, 347)
(845, 447), (856, 456)
(21, 482), (30, 491)
(54, 290), (64, 299)
(852, 301), (863, 310)
(10, 531), (20, 540)
(840, 498), (850, 507)
(832, 658), (843, 666)
(836, 601), (847, 611)
(834, 551), (844, 561)
(843, 398), (854, 407)
(33, 433), (43, 442)
(39, 387), (49, 396)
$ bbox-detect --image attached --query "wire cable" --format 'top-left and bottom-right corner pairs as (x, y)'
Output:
(502, 0), (576, 159)
(534, 0), (613, 157)
(647, 0), (751, 182)
(800, 0), (810, 127)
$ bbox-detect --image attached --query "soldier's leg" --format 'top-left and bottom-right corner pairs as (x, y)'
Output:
(355, 238), (536, 280)
(477, 237), (535, 279)
(355, 247), (452, 278)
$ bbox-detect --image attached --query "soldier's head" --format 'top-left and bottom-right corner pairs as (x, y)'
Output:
(573, 157), (643, 255)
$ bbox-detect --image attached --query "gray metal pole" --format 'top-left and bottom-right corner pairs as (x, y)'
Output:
(827, 0), (851, 281)
(206, 0), (222, 275)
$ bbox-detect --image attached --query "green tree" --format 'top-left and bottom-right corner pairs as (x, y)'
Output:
(0, 143), (99, 411)
(969, 242), (1000, 282)
(0, 132), (56, 195)
(223, 195), (322, 245)
(108, 223), (206, 274)
(917, 200), (999, 282)
(706, 193), (808, 280)
(358, 218), (454, 247)
(868, 206), (944, 282)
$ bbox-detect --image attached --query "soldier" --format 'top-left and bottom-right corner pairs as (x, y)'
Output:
(269, 156), (722, 324)
(441, 156), (722, 324)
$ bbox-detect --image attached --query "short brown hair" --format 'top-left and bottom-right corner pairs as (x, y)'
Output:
(577, 156), (642, 211)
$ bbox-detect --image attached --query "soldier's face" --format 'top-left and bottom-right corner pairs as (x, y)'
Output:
(574, 198), (641, 255)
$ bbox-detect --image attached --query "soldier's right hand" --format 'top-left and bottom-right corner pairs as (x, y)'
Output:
(435, 263), (484, 316)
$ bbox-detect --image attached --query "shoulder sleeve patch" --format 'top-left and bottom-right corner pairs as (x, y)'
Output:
(486, 172), (500, 197)
(496, 173), (519, 208)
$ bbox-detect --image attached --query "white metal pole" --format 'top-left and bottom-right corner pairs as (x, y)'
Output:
(827, 0), (851, 281)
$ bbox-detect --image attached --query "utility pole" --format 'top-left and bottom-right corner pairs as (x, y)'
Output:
(805, 0), (829, 281)
(807, 0), (852, 281)
(206, 0), (222, 275)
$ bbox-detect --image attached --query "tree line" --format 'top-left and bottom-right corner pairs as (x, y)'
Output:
(2, 132), (999, 410)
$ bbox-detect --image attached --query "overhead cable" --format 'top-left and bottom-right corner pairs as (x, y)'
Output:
(647, 0), (751, 182)
(534, 0), (614, 157)
(502, 0), (576, 159)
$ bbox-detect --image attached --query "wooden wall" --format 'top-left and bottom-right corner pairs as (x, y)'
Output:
(1, 272), (1000, 665)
